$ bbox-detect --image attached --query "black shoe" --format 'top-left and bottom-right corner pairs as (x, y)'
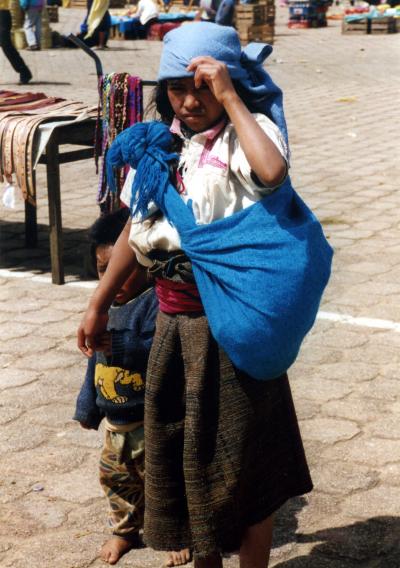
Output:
(19, 69), (33, 85)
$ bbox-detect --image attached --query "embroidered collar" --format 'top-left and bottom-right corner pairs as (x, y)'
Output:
(170, 116), (227, 141)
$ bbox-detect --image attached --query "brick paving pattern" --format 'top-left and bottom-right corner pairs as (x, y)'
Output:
(0, 5), (399, 567)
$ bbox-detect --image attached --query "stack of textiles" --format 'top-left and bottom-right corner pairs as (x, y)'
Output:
(0, 90), (97, 206)
(95, 74), (143, 214)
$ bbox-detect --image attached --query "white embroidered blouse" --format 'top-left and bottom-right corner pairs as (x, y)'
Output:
(120, 113), (289, 267)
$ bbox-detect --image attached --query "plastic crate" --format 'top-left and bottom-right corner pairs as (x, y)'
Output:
(289, 5), (314, 17)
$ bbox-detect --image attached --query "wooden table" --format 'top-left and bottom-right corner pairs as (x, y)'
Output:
(25, 119), (97, 285)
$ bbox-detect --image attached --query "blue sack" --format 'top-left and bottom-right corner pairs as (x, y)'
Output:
(108, 122), (333, 381)
(156, 176), (333, 381)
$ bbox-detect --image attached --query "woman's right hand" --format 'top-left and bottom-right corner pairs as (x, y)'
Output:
(77, 307), (109, 358)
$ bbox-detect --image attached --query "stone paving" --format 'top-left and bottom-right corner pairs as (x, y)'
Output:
(1, 4), (400, 567)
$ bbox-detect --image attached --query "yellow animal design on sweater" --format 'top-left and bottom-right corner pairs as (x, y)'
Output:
(95, 363), (144, 404)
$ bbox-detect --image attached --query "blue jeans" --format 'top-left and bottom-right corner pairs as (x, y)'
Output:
(23, 8), (42, 47)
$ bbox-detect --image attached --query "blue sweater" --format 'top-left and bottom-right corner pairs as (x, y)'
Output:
(73, 288), (158, 429)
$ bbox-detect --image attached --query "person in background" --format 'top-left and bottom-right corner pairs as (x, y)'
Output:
(20, 0), (44, 50)
(131, 0), (159, 38)
(0, 0), (32, 82)
(197, 0), (235, 26)
(85, 0), (111, 49)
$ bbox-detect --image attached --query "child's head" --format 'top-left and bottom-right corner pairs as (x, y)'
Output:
(89, 208), (149, 304)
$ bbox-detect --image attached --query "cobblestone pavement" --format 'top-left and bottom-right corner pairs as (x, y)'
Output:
(1, 5), (400, 567)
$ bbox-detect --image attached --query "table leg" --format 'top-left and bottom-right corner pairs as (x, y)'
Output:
(25, 168), (37, 247)
(24, 203), (37, 247)
(46, 141), (64, 285)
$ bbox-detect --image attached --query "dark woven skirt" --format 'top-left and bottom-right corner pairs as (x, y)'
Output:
(144, 311), (313, 558)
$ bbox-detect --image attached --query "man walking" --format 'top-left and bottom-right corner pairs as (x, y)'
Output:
(0, 0), (32, 84)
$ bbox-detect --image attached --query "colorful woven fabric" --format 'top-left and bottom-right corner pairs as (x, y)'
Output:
(95, 74), (143, 214)
(0, 90), (96, 206)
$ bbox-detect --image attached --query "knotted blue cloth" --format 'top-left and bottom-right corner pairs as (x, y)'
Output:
(106, 121), (178, 216)
(158, 21), (288, 145)
(107, 122), (333, 380)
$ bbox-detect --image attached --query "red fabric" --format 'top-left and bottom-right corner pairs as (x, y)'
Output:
(147, 22), (182, 41)
(155, 278), (203, 314)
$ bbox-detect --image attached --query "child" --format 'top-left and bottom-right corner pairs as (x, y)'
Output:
(78, 22), (322, 568)
(74, 209), (190, 567)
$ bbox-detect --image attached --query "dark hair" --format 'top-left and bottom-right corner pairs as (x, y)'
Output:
(88, 207), (130, 269)
(145, 80), (182, 170)
(145, 80), (174, 125)
(89, 207), (131, 248)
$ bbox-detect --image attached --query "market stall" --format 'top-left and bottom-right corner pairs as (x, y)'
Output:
(0, 90), (97, 283)
(342, 4), (399, 34)
(109, 10), (197, 39)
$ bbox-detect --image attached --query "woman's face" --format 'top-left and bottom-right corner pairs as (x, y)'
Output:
(167, 77), (225, 132)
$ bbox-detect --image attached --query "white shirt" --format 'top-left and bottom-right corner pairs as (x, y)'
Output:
(136, 0), (159, 25)
(120, 113), (289, 267)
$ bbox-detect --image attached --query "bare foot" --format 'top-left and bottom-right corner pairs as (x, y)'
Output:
(165, 548), (192, 566)
(100, 536), (138, 564)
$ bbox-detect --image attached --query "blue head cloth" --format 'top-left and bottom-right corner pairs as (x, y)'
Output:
(158, 21), (288, 145)
(106, 121), (178, 216)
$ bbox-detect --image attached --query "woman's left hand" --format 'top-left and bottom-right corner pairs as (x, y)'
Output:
(187, 56), (237, 107)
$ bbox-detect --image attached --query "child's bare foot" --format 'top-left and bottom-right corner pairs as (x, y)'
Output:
(165, 548), (192, 566)
(100, 535), (139, 564)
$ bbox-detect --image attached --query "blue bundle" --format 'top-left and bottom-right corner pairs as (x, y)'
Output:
(107, 122), (333, 380)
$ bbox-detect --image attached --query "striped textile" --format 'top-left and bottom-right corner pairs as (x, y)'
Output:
(144, 311), (313, 558)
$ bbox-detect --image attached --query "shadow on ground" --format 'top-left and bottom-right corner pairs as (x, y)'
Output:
(0, 219), (96, 279)
(25, 81), (72, 86)
(273, 514), (400, 567)
(0, 81), (72, 87)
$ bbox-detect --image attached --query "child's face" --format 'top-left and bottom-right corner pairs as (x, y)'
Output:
(96, 244), (144, 305)
(167, 77), (225, 132)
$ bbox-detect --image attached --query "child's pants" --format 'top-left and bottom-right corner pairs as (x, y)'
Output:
(99, 424), (145, 539)
(23, 8), (42, 47)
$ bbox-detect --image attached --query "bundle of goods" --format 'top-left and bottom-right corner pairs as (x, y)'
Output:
(109, 10), (195, 40)
(147, 21), (182, 40)
(342, 5), (399, 34)
(288, 0), (331, 28)
(95, 74), (143, 213)
(344, 6), (369, 15)
(235, 0), (275, 44)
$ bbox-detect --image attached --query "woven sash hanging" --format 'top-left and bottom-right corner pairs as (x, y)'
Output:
(95, 74), (143, 214)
